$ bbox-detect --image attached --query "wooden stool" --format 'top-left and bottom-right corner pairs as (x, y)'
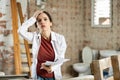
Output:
(92, 57), (114, 80)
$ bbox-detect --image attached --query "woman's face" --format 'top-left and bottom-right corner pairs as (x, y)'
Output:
(37, 13), (52, 31)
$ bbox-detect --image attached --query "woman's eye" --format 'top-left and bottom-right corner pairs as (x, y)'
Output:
(38, 19), (41, 22)
(44, 18), (47, 21)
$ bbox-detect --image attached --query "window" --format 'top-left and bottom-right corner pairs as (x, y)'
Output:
(91, 0), (112, 27)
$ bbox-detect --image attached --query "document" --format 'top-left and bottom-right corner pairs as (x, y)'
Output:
(44, 58), (70, 66)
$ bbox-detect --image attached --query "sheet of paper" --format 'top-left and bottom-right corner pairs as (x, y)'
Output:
(44, 58), (70, 66)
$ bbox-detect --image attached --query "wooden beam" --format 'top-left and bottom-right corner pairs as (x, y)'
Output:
(111, 55), (120, 80)
(10, 0), (21, 74)
(17, 2), (32, 77)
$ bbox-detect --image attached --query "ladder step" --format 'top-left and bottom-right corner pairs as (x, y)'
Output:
(19, 39), (24, 44)
(21, 48), (32, 53)
(21, 58), (33, 63)
(19, 39), (32, 46)
(22, 67), (30, 72)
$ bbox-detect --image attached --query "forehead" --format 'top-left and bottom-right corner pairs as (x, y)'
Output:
(37, 13), (48, 19)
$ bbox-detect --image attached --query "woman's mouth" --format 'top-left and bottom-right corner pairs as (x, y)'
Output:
(41, 25), (45, 27)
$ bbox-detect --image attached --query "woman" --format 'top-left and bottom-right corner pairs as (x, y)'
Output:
(18, 10), (67, 80)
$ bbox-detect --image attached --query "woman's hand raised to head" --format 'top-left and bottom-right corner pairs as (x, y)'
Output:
(33, 10), (43, 19)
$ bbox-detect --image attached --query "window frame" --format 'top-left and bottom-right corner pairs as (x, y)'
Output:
(91, 0), (112, 27)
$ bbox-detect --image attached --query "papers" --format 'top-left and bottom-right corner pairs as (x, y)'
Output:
(44, 58), (70, 66)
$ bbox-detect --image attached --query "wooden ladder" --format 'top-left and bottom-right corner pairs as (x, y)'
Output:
(10, 0), (32, 78)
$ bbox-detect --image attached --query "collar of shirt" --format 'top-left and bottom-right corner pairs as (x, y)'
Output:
(37, 31), (57, 41)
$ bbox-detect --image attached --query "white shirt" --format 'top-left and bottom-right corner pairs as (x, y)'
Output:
(18, 17), (67, 80)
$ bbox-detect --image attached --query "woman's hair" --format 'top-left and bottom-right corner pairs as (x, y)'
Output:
(35, 11), (53, 28)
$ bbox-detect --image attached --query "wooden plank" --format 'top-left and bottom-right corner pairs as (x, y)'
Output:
(92, 60), (102, 80)
(99, 57), (112, 69)
(111, 55), (120, 80)
(10, 0), (21, 74)
(107, 76), (114, 80)
(17, 2), (32, 77)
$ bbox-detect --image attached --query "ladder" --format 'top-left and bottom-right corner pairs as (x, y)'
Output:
(10, 0), (32, 78)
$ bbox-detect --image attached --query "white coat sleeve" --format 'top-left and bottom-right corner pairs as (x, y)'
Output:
(17, 17), (36, 42)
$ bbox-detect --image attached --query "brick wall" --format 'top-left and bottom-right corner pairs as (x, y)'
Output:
(0, 0), (27, 75)
(0, 0), (13, 74)
(83, 0), (120, 50)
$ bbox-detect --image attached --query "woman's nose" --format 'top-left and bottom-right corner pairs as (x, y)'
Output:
(40, 19), (44, 24)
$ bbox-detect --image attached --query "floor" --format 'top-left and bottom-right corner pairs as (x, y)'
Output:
(0, 75), (94, 80)
(0, 74), (28, 80)
(63, 75), (94, 80)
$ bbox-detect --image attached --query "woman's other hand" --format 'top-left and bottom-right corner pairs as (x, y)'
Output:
(41, 63), (52, 73)
(33, 10), (43, 19)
